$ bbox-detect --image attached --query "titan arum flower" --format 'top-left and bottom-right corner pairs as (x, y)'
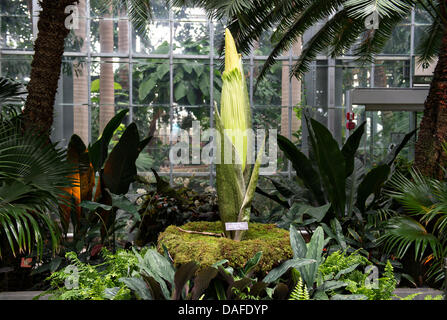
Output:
(220, 29), (252, 172)
(215, 29), (264, 241)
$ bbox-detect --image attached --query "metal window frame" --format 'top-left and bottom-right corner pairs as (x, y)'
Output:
(0, 3), (422, 184)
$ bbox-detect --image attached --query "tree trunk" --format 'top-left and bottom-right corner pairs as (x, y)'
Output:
(23, 0), (78, 136)
(414, 26), (447, 179)
(73, 0), (89, 145)
(99, 7), (115, 134)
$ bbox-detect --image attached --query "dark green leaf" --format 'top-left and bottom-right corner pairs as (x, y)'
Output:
(89, 109), (129, 172)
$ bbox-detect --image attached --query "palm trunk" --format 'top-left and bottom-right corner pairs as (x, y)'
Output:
(23, 0), (78, 136)
(99, 7), (115, 134)
(118, 12), (129, 91)
(414, 25), (447, 179)
(73, 0), (89, 145)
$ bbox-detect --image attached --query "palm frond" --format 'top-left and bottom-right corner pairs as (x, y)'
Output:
(353, 13), (403, 63)
(258, 0), (344, 81)
(415, 17), (444, 66)
(0, 77), (25, 107)
(289, 9), (360, 79)
(379, 216), (440, 260)
(0, 119), (75, 258)
(385, 168), (437, 216)
(344, 0), (413, 19)
(99, 0), (153, 39)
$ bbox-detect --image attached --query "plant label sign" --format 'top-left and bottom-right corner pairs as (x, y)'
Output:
(225, 222), (248, 231)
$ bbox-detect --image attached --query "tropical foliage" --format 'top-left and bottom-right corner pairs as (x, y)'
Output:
(0, 77), (75, 258)
(133, 169), (219, 246)
(379, 167), (447, 284)
(257, 113), (415, 250)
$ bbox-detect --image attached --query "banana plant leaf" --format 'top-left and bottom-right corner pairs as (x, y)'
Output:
(102, 123), (151, 195)
(89, 108), (129, 172)
(60, 134), (94, 229)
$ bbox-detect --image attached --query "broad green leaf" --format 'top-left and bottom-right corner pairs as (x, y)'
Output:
(243, 251), (263, 276)
(109, 192), (141, 221)
(89, 108), (129, 172)
(317, 280), (348, 291)
(290, 225), (307, 258)
(156, 63), (170, 80)
(308, 117), (346, 218)
(263, 258), (316, 283)
(341, 121), (366, 177)
(335, 264), (360, 280)
(79, 200), (112, 211)
(173, 261), (199, 300)
(193, 63), (204, 77)
(119, 277), (152, 300)
(357, 164), (391, 212)
(102, 123), (140, 195)
(174, 82), (187, 101)
(186, 89), (197, 105)
(91, 79), (100, 92)
(139, 78), (156, 101)
(190, 267), (219, 300)
(277, 134), (325, 204)
(301, 226), (324, 289)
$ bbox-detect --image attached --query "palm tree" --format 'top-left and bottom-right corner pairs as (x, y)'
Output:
(22, 0), (78, 136)
(176, 0), (447, 179)
(22, 0), (153, 138)
(379, 167), (447, 285)
(99, 4), (116, 133)
(73, 0), (89, 145)
(0, 77), (75, 259)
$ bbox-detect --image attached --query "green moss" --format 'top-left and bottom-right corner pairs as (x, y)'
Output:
(157, 221), (292, 276)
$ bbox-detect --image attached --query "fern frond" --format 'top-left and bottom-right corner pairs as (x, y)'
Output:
(289, 276), (310, 300)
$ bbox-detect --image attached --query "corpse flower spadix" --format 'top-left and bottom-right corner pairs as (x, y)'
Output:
(215, 29), (264, 241)
(220, 28), (251, 172)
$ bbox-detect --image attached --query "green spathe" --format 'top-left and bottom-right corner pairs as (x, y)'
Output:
(157, 221), (293, 275)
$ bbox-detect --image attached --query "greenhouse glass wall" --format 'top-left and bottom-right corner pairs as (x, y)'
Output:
(0, 0), (433, 185)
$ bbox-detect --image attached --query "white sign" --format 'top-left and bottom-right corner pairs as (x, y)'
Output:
(415, 57), (437, 76)
(225, 222), (248, 231)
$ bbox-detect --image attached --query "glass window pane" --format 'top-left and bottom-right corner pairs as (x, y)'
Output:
(0, 54), (32, 81)
(381, 25), (411, 55)
(133, 59), (170, 106)
(174, 22), (209, 55)
(373, 60), (410, 88)
(133, 21), (170, 55)
(253, 61), (282, 106)
(1, 15), (33, 50)
(1, 0), (31, 15)
(173, 59), (214, 106)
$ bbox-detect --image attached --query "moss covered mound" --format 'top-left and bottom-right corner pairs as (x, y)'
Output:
(157, 221), (292, 276)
